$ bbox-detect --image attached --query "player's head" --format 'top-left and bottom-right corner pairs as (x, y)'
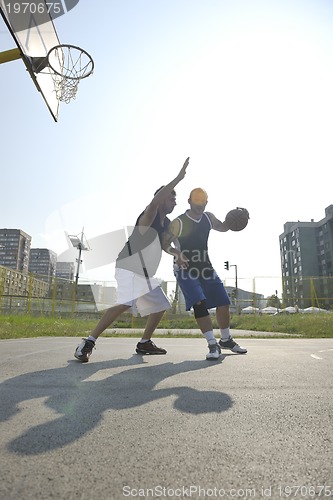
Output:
(154, 186), (177, 214)
(189, 188), (208, 213)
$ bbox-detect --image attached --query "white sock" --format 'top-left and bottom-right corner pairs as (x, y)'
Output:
(204, 330), (216, 345)
(139, 339), (149, 343)
(220, 328), (230, 341)
(87, 336), (96, 343)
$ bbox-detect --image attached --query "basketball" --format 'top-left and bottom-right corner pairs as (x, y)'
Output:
(225, 208), (249, 231)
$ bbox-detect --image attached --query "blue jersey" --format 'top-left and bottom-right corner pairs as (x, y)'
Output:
(175, 211), (214, 274)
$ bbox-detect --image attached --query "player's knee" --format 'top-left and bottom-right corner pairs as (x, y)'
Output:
(193, 300), (209, 319)
(216, 304), (229, 311)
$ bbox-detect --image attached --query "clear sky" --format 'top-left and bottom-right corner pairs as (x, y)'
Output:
(1, 0), (333, 298)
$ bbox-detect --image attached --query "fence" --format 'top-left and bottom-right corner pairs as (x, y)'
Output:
(0, 275), (332, 317)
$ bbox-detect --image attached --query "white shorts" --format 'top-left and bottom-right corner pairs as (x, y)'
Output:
(115, 268), (171, 317)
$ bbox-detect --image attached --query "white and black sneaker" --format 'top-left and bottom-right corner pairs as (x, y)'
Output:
(206, 342), (221, 360)
(74, 338), (95, 362)
(219, 336), (247, 354)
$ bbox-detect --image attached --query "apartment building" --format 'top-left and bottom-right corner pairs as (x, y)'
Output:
(0, 228), (31, 273)
(29, 248), (57, 284)
(0, 265), (49, 297)
(55, 261), (75, 281)
(279, 205), (333, 309)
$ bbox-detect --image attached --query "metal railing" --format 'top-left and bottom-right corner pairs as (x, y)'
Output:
(0, 274), (332, 317)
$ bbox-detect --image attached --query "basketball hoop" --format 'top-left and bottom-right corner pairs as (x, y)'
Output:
(46, 44), (94, 103)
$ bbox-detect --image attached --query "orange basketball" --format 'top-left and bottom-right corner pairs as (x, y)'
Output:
(225, 208), (249, 231)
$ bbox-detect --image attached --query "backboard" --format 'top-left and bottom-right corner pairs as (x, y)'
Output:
(0, 1), (62, 121)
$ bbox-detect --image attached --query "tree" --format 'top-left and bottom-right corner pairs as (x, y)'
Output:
(267, 294), (281, 308)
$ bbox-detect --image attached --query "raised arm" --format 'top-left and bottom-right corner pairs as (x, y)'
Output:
(138, 157), (190, 229)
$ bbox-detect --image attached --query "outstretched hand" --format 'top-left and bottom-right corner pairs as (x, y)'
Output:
(177, 157), (190, 181)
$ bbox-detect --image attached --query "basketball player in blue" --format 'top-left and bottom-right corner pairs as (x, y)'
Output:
(163, 188), (248, 360)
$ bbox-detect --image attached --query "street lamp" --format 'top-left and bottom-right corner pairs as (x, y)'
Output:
(68, 229), (90, 287)
(225, 261), (238, 303)
(230, 264), (238, 299)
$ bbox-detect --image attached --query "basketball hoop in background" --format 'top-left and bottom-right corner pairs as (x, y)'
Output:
(0, 1), (94, 121)
(32, 44), (94, 103)
(49, 45), (94, 103)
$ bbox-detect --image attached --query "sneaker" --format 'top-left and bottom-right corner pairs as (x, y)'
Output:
(74, 338), (95, 362)
(206, 342), (221, 360)
(136, 340), (167, 355)
(219, 336), (247, 354)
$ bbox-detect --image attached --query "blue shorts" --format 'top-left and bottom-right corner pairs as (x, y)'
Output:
(175, 269), (230, 311)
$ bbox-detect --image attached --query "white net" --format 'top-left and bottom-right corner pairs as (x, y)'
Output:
(49, 45), (94, 103)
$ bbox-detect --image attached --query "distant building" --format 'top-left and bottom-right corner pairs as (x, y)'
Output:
(56, 261), (75, 281)
(176, 285), (264, 313)
(225, 286), (265, 311)
(279, 205), (333, 309)
(0, 228), (31, 273)
(29, 248), (57, 284)
(0, 264), (49, 297)
(76, 284), (97, 302)
(88, 284), (117, 310)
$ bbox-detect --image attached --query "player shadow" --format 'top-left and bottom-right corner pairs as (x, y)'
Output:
(0, 354), (233, 455)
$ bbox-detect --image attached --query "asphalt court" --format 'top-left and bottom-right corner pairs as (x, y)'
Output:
(0, 337), (332, 500)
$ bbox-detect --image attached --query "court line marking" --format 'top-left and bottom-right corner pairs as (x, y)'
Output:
(310, 348), (333, 360)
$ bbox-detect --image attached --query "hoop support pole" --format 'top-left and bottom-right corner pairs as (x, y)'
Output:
(0, 48), (21, 64)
